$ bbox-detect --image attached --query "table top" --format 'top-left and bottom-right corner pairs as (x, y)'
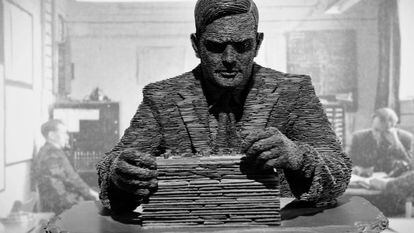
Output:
(51, 196), (388, 233)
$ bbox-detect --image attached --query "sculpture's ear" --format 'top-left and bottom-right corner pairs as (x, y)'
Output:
(254, 32), (264, 57)
(191, 33), (200, 58)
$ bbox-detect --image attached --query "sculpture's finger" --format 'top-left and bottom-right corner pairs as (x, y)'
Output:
(254, 147), (280, 167)
(246, 135), (282, 156)
(112, 175), (157, 191)
(241, 128), (276, 153)
(263, 157), (284, 170)
(114, 160), (158, 180)
(255, 147), (285, 169)
(113, 176), (153, 193)
(119, 150), (157, 169)
(133, 188), (151, 198)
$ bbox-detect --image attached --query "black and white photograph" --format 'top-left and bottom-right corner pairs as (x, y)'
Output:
(0, 0), (413, 232)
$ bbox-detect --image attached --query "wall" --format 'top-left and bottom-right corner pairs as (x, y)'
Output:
(67, 0), (380, 147)
(0, 0), (43, 217)
(399, 0), (414, 100)
(0, 0), (67, 217)
(398, 0), (414, 134)
(67, 1), (198, 133)
(69, 37), (198, 134)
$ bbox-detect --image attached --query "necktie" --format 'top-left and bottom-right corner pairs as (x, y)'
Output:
(211, 112), (241, 153)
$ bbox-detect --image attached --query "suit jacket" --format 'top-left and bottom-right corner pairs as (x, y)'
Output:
(32, 142), (94, 214)
(349, 128), (413, 173)
(97, 64), (352, 211)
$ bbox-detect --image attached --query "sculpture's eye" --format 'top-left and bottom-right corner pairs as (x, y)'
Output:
(233, 39), (254, 53)
(204, 40), (227, 53)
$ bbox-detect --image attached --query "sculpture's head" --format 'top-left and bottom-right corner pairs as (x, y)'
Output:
(191, 0), (263, 89)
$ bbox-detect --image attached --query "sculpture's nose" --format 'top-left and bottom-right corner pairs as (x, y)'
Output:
(222, 45), (237, 69)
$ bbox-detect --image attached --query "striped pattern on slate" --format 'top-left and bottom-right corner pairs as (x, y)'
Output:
(141, 156), (281, 227)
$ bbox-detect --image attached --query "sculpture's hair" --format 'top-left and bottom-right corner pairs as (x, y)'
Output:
(194, 0), (259, 36)
(372, 107), (399, 125)
(41, 119), (64, 138)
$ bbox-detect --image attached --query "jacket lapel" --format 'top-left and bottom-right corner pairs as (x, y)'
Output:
(239, 65), (282, 132)
(175, 71), (211, 153)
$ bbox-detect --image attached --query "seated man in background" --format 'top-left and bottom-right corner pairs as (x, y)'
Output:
(349, 107), (413, 215)
(32, 119), (99, 215)
(350, 108), (413, 177)
(97, 0), (351, 213)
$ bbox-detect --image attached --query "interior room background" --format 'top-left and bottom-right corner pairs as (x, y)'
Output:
(0, 0), (413, 217)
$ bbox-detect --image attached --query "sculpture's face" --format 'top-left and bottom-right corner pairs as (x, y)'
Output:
(194, 13), (262, 88)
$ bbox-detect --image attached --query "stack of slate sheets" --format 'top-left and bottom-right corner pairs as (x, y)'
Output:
(141, 155), (280, 227)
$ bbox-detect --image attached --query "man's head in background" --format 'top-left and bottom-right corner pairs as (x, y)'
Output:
(372, 107), (399, 132)
(191, 0), (264, 89)
(41, 119), (69, 149)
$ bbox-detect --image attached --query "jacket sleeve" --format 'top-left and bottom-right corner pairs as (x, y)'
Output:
(383, 134), (414, 209)
(96, 90), (163, 212)
(392, 130), (413, 162)
(46, 149), (94, 200)
(348, 132), (368, 167)
(283, 75), (352, 206)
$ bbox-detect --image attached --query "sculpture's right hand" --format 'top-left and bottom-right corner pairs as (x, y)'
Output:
(109, 149), (158, 202)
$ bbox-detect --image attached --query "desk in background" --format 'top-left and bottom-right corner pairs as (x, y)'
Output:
(346, 187), (414, 218)
(51, 196), (387, 233)
(345, 188), (382, 196)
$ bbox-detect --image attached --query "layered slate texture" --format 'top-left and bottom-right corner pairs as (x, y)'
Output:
(141, 156), (280, 227)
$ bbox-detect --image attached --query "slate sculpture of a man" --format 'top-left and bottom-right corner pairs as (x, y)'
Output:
(97, 0), (352, 213)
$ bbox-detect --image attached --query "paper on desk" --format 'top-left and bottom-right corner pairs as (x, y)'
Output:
(349, 172), (389, 189)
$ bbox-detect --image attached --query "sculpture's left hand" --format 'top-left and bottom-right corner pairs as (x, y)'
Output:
(241, 127), (303, 170)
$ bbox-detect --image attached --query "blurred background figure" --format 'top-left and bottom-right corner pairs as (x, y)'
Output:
(350, 107), (413, 177)
(32, 119), (99, 215)
(349, 107), (413, 215)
